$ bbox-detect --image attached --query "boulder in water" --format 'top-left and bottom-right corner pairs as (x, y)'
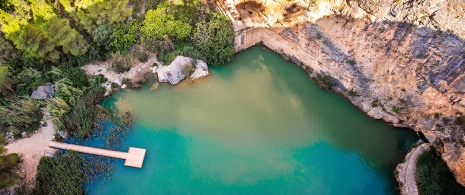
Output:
(190, 60), (209, 80)
(157, 56), (195, 85)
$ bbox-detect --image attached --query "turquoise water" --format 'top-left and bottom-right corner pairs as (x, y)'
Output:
(86, 46), (418, 194)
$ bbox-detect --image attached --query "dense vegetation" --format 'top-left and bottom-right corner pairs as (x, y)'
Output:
(34, 152), (84, 195)
(416, 147), (465, 195)
(0, 0), (235, 190)
(0, 153), (20, 188)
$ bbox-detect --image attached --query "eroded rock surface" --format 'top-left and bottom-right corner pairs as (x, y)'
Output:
(158, 56), (209, 85)
(190, 60), (209, 80)
(221, 0), (465, 186)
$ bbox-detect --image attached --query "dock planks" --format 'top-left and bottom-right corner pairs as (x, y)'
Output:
(49, 141), (146, 168)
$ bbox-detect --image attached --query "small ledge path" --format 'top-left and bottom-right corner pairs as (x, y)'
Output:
(396, 142), (430, 195)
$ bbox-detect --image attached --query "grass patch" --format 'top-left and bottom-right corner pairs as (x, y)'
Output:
(416, 147), (465, 195)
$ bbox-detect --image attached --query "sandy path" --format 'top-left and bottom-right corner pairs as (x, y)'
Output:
(5, 120), (56, 181)
(396, 142), (430, 195)
(81, 54), (159, 84)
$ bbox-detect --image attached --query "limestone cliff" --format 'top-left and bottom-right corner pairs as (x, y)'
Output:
(217, 0), (465, 187)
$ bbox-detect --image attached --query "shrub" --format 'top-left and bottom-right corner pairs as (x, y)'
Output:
(392, 106), (401, 114)
(111, 52), (132, 73)
(15, 68), (47, 95)
(455, 116), (465, 128)
(304, 66), (313, 74)
(143, 37), (175, 54)
(314, 74), (336, 91)
(0, 153), (20, 188)
(349, 89), (360, 96)
(416, 147), (465, 195)
(0, 97), (42, 134)
(347, 59), (356, 66)
(371, 99), (380, 107)
(442, 117), (451, 125)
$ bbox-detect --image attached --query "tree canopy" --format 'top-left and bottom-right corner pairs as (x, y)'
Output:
(142, 3), (192, 39)
(191, 13), (235, 65)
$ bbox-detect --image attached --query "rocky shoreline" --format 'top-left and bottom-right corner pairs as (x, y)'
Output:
(219, 0), (465, 192)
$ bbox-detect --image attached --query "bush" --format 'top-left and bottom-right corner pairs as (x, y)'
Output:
(314, 74), (336, 91)
(455, 116), (465, 128)
(371, 99), (380, 107)
(111, 52), (133, 73)
(14, 68), (47, 95)
(0, 97), (42, 134)
(34, 152), (84, 195)
(416, 147), (465, 195)
(0, 153), (20, 188)
(191, 12), (235, 65)
(392, 106), (401, 114)
(349, 89), (360, 96)
(133, 48), (149, 63)
(143, 37), (175, 54)
(58, 85), (106, 139)
(111, 21), (141, 53)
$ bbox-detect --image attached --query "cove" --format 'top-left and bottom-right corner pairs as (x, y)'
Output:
(86, 46), (418, 194)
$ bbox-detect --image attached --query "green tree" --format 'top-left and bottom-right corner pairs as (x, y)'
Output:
(191, 12), (235, 65)
(0, 1), (89, 62)
(111, 21), (141, 53)
(142, 3), (192, 39)
(93, 24), (113, 50)
(59, 0), (132, 34)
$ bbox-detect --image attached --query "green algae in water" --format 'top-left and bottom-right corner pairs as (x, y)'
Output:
(88, 46), (418, 194)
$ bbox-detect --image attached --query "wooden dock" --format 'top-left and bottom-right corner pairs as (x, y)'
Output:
(49, 141), (146, 168)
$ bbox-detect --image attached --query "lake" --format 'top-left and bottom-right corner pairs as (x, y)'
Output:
(86, 46), (418, 194)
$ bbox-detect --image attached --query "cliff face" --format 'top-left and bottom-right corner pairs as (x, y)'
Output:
(220, 0), (465, 186)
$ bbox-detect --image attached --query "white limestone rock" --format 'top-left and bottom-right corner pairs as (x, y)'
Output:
(190, 60), (209, 80)
(157, 56), (195, 85)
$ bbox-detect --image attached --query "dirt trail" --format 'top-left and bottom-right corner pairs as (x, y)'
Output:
(5, 120), (56, 181)
(396, 143), (430, 195)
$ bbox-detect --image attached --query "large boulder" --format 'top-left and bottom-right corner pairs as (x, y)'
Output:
(31, 83), (54, 100)
(157, 56), (195, 85)
(190, 60), (209, 80)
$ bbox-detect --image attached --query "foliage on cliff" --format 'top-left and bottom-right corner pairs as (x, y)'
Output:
(191, 12), (235, 65)
(416, 147), (465, 195)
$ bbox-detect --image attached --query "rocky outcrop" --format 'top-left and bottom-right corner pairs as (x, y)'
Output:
(396, 143), (430, 195)
(190, 60), (209, 80)
(157, 56), (209, 85)
(31, 83), (54, 100)
(224, 0), (465, 186)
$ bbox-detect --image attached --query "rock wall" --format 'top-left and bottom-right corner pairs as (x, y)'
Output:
(228, 0), (465, 186)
